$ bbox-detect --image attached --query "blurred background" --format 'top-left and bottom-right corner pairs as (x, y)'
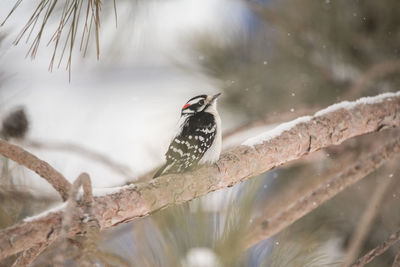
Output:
(0, 0), (399, 266)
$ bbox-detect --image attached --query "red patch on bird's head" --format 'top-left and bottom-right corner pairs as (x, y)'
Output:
(182, 104), (190, 110)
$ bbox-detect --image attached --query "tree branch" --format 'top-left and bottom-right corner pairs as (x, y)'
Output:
(0, 140), (71, 201)
(347, 60), (400, 99)
(0, 92), (399, 260)
(8, 174), (92, 267)
(350, 229), (400, 267)
(393, 250), (400, 267)
(61, 172), (94, 238)
(11, 242), (48, 267)
(54, 172), (99, 266)
(244, 137), (400, 248)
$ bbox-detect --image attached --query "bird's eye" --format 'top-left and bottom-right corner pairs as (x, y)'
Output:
(199, 100), (205, 105)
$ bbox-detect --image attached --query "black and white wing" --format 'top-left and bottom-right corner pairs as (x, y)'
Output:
(153, 113), (216, 178)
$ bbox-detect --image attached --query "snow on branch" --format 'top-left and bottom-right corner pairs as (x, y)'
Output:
(0, 91), (400, 260)
(243, 91), (400, 146)
(0, 139), (71, 201)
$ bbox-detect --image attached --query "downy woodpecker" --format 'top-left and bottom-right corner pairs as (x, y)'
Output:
(153, 93), (222, 178)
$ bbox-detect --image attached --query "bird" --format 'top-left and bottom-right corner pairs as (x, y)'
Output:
(153, 93), (222, 178)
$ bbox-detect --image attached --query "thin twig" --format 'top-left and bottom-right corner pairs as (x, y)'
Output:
(0, 139), (71, 201)
(350, 229), (400, 267)
(25, 140), (135, 179)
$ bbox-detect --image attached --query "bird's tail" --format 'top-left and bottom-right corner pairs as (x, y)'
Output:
(153, 163), (167, 179)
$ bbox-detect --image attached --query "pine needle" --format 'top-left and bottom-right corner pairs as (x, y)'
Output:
(2, 0), (104, 79)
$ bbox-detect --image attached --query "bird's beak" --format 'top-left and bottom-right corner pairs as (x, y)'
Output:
(211, 93), (221, 102)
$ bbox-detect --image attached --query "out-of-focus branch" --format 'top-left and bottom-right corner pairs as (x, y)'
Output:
(95, 251), (131, 267)
(343, 168), (395, 267)
(258, 129), (400, 225)
(350, 229), (400, 267)
(393, 251), (400, 267)
(245, 136), (400, 248)
(0, 92), (399, 259)
(11, 243), (48, 267)
(0, 186), (58, 203)
(0, 139), (71, 201)
(54, 172), (98, 266)
(25, 140), (135, 180)
(347, 60), (400, 99)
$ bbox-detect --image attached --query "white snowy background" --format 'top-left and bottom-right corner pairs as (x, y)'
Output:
(0, 0), (252, 194)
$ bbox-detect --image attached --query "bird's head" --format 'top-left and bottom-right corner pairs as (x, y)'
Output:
(181, 93), (221, 115)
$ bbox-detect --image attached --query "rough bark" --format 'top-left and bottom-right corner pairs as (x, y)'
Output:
(0, 92), (399, 260)
(0, 140), (71, 201)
